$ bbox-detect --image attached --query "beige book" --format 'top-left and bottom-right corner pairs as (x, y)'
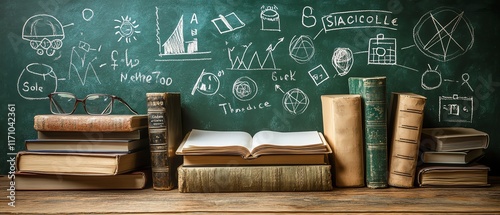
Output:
(321, 94), (364, 187)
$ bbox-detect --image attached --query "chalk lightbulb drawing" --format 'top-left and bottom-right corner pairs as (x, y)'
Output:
(114, 16), (140, 43)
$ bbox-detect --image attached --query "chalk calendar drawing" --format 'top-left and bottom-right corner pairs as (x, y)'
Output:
(368, 34), (397, 65)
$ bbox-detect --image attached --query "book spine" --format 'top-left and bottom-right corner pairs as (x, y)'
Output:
(146, 93), (182, 190)
(178, 165), (333, 192)
(33, 115), (142, 132)
(349, 77), (388, 188)
(388, 93), (426, 188)
(321, 95), (364, 187)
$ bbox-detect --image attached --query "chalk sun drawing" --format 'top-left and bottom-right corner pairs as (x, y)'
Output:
(114, 16), (140, 43)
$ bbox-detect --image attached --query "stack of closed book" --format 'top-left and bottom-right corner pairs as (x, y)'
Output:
(15, 114), (151, 190)
(176, 129), (333, 192)
(417, 127), (490, 187)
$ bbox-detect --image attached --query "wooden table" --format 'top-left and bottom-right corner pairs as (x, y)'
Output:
(1, 176), (500, 214)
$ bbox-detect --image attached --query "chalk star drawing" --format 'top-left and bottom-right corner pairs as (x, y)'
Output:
(413, 7), (474, 62)
(282, 88), (309, 115)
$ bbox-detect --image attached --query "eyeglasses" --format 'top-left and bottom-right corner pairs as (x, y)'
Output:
(48, 92), (138, 115)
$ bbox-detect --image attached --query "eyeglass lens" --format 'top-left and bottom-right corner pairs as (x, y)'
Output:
(50, 93), (114, 115)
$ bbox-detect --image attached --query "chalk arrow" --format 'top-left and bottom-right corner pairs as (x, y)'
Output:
(275, 84), (285, 94)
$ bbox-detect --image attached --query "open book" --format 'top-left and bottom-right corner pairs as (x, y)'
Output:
(176, 129), (331, 159)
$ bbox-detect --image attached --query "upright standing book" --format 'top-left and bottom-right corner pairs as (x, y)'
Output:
(349, 76), (388, 188)
(146, 92), (183, 190)
(387, 92), (426, 188)
(321, 94), (364, 187)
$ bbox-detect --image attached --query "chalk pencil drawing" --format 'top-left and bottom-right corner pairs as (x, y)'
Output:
(227, 37), (284, 71)
(67, 41), (102, 86)
(232, 76), (258, 101)
(439, 94), (473, 123)
(156, 7), (211, 62)
(17, 63), (58, 100)
(261, 5), (281, 32)
(191, 69), (220, 96)
(212, 12), (245, 34)
(421, 64), (442, 90)
(289, 35), (315, 64)
(413, 7), (474, 62)
(114, 15), (140, 43)
(308, 64), (330, 86)
(332, 48), (354, 76)
(22, 14), (68, 56)
(368, 34), (397, 65)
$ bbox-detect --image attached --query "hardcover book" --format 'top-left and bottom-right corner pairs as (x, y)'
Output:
(348, 76), (388, 188)
(37, 129), (148, 140)
(417, 164), (490, 187)
(321, 94), (364, 187)
(420, 127), (489, 152)
(34, 114), (148, 132)
(146, 92), (183, 190)
(178, 165), (333, 192)
(181, 154), (327, 166)
(421, 149), (485, 164)
(388, 92), (426, 188)
(25, 138), (148, 153)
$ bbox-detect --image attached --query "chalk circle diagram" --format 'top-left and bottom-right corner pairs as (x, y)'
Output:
(17, 63), (58, 100)
(413, 7), (474, 62)
(421, 64), (442, 90)
(114, 16), (140, 43)
(289, 35), (315, 64)
(332, 48), (354, 76)
(192, 69), (220, 96)
(232, 76), (258, 101)
(22, 14), (65, 56)
(282, 88), (309, 115)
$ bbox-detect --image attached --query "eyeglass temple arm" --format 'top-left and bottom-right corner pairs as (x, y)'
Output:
(115, 97), (139, 115)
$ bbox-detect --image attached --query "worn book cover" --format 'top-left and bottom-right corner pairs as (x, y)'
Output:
(420, 127), (489, 152)
(34, 114), (148, 132)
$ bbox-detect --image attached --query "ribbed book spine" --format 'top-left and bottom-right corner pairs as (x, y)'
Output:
(348, 77), (388, 188)
(178, 165), (333, 192)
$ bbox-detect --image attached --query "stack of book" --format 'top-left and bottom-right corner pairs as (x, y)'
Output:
(15, 114), (151, 190)
(417, 127), (490, 187)
(175, 129), (333, 192)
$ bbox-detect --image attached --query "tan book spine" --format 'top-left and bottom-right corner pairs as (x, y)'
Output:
(178, 165), (333, 192)
(388, 93), (426, 188)
(33, 115), (147, 132)
(321, 95), (364, 187)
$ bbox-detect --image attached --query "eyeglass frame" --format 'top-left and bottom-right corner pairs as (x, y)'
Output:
(48, 92), (138, 115)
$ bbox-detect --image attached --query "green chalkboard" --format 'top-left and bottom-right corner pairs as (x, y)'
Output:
(1, 0), (499, 175)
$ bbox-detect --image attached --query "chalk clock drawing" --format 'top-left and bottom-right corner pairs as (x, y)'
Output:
(114, 15), (140, 43)
(233, 76), (258, 101)
(413, 7), (474, 62)
(22, 14), (67, 56)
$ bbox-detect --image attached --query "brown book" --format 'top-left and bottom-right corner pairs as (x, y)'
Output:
(178, 165), (333, 192)
(14, 169), (151, 190)
(146, 92), (183, 190)
(421, 149), (485, 164)
(16, 149), (150, 175)
(321, 94), (364, 187)
(417, 164), (490, 187)
(388, 92), (426, 188)
(182, 154), (328, 166)
(25, 138), (148, 153)
(34, 114), (148, 132)
(37, 128), (148, 140)
(420, 127), (489, 152)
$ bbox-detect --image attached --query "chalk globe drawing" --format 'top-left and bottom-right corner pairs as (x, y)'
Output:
(232, 76), (258, 101)
(289, 35), (315, 64)
(332, 48), (354, 76)
(115, 16), (140, 43)
(413, 7), (474, 62)
(22, 14), (65, 56)
(282, 88), (309, 115)
(17, 63), (58, 100)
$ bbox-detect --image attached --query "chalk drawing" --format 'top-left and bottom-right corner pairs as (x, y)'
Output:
(228, 38), (284, 71)
(321, 10), (398, 32)
(261, 5), (281, 32)
(212, 12), (245, 34)
(82, 8), (94, 21)
(461, 73), (474, 92)
(114, 15), (140, 43)
(302, 6), (317, 28)
(332, 48), (354, 76)
(191, 69), (220, 96)
(413, 7), (474, 62)
(17, 63), (58, 100)
(276, 86), (309, 115)
(233, 76), (258, 101)
(289, 35), (315, 64)
(22, 14), (67, 56)
(308, 65), (330, 86)
(421, 64), (442, 90)
(67, 41), (102, 86)
(368, 34), (397, 65)
(439, 94), (473, 123)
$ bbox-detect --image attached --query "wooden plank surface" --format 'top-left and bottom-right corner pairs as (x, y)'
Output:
(1, 176), (500, 214)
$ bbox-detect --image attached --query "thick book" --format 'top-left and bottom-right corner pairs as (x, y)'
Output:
(178, 165), (333, 192)
(421, 149), (485, 164)
(182, 154), (327, 166)
(417, 164), (490, 187)
(37, 128), (148, 140)
(16, 149), (150, 175)
(176, 129), (331, 159)
(146, 92), (183, 190)
(14, 169), (151, 190)
(321, 94), (364, 187)
(420, 127), (489, 152)
(348, 76), (388, 188)
(388, 92), (426, 188)
(34, 114), (148, 132)
(25, 138), (148, 153)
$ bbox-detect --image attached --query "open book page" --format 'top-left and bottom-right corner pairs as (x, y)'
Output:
(250, 131), (327, 156)
(181, 129), (252, 156)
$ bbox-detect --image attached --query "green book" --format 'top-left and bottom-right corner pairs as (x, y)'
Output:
(348, 77), (388, 188)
